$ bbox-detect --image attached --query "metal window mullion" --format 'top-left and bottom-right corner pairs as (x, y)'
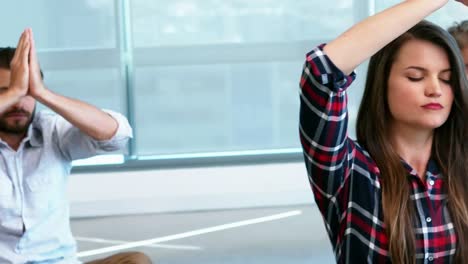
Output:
(132, 40), (327, 67)
(116, 0), (137, 159)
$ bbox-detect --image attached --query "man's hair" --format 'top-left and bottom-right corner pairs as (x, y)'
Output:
(0, 47), (44, 79)
(448, 20), (468, 49)
(0, 48), (15, 70)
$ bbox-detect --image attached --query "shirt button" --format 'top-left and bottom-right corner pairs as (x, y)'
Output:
(429, 180), (435, 186)
(428, 255), (434, 261)
(426, 217), (432, 223)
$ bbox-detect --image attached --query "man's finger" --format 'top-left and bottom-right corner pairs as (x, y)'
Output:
(21, 30), (31, 66)
(11, 30), (27, 65)
(29, 29), (38, 67)
(29, 29), (42, 84)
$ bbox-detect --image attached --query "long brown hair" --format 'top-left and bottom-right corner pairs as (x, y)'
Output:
(356, 20), (468, 263)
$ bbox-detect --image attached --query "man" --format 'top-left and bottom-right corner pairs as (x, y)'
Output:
(448, 20), (468, 73)
(0, 29), (151, 264)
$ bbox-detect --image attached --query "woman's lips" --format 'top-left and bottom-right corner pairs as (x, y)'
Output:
(421, 103), (443, 110)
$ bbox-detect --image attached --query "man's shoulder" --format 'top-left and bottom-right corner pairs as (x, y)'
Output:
(32, 110), (59, 129)
(34, 109), (57, 120)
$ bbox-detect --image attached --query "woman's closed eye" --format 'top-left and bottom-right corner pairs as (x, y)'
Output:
(440, 78), (451, 84)
(407, 76), (423, 82)
(406, 76), (451, 84)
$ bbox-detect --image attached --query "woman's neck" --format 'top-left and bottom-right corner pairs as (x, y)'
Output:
(389, 122), (434, 179)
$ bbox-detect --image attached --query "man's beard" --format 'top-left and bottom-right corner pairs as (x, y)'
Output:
(0, 107), (35, 134)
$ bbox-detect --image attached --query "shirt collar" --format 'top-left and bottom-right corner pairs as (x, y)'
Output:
(25, 115), (44, 147)
(401, 158), (441, 178)
(26, 124), (43, 147)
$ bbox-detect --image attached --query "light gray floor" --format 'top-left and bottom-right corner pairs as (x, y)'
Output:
(71, 205), (335, 264)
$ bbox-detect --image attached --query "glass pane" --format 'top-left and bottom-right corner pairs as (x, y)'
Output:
(134, 59), (366, 156)
(39, 68), (124, 113)
(134, 61), (305, 156)
(132, 0), (358, 157)
(0, 0), (117, 49)
(131, 0), (355, 47)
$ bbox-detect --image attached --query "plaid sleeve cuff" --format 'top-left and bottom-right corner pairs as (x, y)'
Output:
(305, 43), (356, 92)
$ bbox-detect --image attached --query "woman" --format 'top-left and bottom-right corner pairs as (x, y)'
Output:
(299, 0), (468, 263)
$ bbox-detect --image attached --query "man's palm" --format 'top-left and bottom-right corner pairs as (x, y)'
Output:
(28, 29), (46, 98)
(9, 30), (30, 96)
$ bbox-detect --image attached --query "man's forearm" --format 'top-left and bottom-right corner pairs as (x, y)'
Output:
(35, 88), (119, 140)
(0, 89), (25, 113)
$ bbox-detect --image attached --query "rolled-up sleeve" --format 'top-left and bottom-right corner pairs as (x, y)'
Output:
(96, 109), (133, 151)
(53, 109), (133, 161)
(299, 44), (357, 205)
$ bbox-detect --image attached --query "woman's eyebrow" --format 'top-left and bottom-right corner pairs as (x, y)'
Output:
(404, 66), (451, 73)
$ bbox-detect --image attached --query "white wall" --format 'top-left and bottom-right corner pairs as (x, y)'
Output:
(68, 162), (312, 218)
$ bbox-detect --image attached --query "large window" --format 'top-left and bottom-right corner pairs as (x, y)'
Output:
(0, 0), (465, 167)
(131, 0), (357, 156)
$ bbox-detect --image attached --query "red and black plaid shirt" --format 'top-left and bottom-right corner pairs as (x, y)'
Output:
(299, 45), (457, 263)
